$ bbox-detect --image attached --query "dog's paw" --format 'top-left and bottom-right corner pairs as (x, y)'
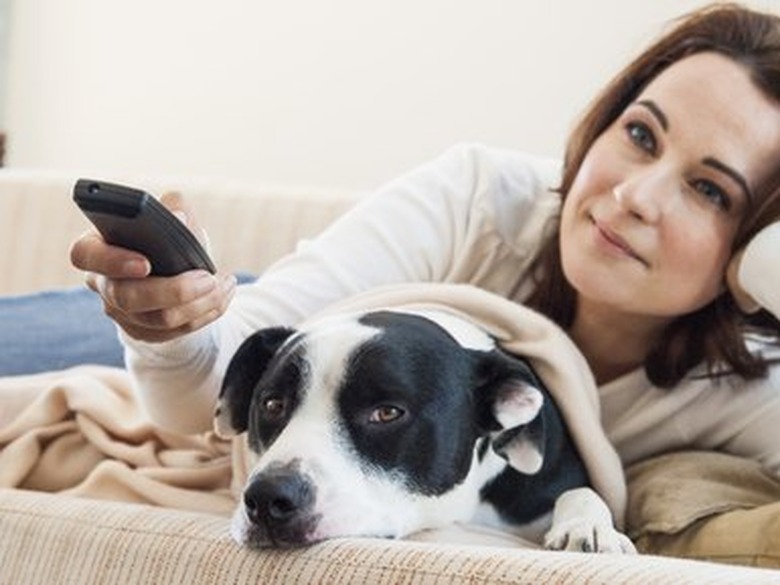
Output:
(545, 487), (637, 554)
(543, 519), (636, 554)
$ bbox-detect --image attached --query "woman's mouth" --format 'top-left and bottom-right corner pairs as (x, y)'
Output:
(591, 216), (649, 267)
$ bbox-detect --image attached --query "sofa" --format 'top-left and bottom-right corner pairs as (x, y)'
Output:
(2, 169), (780, 584)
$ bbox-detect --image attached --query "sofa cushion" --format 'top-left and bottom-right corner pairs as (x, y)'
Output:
(627, 450), (780, 568)
(0, 287), (124, 375)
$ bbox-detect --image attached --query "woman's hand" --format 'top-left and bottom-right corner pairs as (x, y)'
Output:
(70, 192), (237, 343)
(726, 222), (780, 315)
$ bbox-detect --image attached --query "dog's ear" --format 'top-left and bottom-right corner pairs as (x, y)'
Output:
(476, 351), (546, 475)
(491, 381), (545, 474)
(214, 327), (295, 438)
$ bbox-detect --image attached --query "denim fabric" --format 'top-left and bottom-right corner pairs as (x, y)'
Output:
(0, 287), (124, 375)
(0, 274), (256, 376)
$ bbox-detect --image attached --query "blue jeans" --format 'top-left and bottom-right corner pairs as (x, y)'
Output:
(0, 274), (256, 376)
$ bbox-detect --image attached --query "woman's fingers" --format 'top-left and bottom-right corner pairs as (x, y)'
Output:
(95, 272), (237, 342)
(70, 231), (151, 279)
(69, 191), (232, 343)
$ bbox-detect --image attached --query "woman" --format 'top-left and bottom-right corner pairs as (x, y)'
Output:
(71, 4), (780, 474)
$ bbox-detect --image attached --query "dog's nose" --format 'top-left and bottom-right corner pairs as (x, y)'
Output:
(243, 470), (314, 527)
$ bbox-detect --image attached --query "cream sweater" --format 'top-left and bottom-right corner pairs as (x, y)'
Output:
(124, 143), (780, 474)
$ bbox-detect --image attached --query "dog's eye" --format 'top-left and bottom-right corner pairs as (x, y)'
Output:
(368, 405), (405, 424)
(262, 397), (286, 420)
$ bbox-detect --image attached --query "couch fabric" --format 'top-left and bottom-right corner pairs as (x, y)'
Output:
(2, 170), (780, 584)
(4, 487), (779, 585)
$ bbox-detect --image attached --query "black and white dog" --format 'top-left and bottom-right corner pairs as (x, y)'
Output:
(215, 308), (634, 553)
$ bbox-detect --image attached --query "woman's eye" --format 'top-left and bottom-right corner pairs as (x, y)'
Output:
(626, 121), (657, 153)
(262, 397), (287, 421)
(692, 179), (731, 211)
(368, 405), (405, 424)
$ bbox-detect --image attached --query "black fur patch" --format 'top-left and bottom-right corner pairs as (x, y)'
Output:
(339, 311), (482, 495)
(479, 389), (589, 524)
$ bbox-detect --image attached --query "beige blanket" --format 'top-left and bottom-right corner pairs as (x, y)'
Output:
(0, 282), (626, 529)
(0, 366), (236, 515)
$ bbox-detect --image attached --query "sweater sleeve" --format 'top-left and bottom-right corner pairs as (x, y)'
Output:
(123, 144), (550, 433)
(738, 222), (780, 319)
(709, 363), (780, 477)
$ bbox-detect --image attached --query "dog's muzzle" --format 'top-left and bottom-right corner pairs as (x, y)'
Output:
(240, 461), (322, 547)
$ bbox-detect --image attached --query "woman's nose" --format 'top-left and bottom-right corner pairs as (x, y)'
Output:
(612, 172), (671, 224)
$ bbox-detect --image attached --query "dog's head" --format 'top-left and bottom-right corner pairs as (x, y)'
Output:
(215, 309), (548, 548)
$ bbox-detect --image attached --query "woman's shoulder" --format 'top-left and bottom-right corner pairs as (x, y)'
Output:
(437, 142), (562, 192)
(444, 143), (563, 251)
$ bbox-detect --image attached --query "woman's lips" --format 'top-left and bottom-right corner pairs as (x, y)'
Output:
(591, 216), (649, 267)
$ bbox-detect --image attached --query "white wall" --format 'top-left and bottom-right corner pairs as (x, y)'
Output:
(3, 0), (779, 191)
(0, 0), (9, 126)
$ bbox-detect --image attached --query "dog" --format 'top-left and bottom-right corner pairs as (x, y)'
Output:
(214, 308), (634, 553)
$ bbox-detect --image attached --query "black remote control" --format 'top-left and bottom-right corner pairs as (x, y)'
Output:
(73, 179), (216, 276)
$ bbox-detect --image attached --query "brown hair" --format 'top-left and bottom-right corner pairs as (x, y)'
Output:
(526, 3), (780, 387)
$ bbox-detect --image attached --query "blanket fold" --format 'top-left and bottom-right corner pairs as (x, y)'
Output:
(0, 366), (235, 515)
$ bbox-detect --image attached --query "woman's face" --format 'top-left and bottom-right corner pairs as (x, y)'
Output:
(560, 52), (780, 322)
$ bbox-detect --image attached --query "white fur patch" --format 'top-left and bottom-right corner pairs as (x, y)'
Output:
(493, 382), (543, 429)
(544, 487), (637, 553)
(391, 309), (496, 351)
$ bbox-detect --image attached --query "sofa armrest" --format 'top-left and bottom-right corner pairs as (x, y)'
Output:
(2, 488), (778, 585)
(0, 170), (361, 296)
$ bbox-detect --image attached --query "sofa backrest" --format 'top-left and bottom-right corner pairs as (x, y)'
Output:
(0, 170), (361, 296)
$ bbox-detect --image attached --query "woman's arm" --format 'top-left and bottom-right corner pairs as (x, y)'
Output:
(124, 144), (553, 433)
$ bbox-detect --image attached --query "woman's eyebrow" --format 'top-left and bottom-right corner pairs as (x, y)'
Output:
(637, 99), (668, 130)
(703, 157), (753, 204)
